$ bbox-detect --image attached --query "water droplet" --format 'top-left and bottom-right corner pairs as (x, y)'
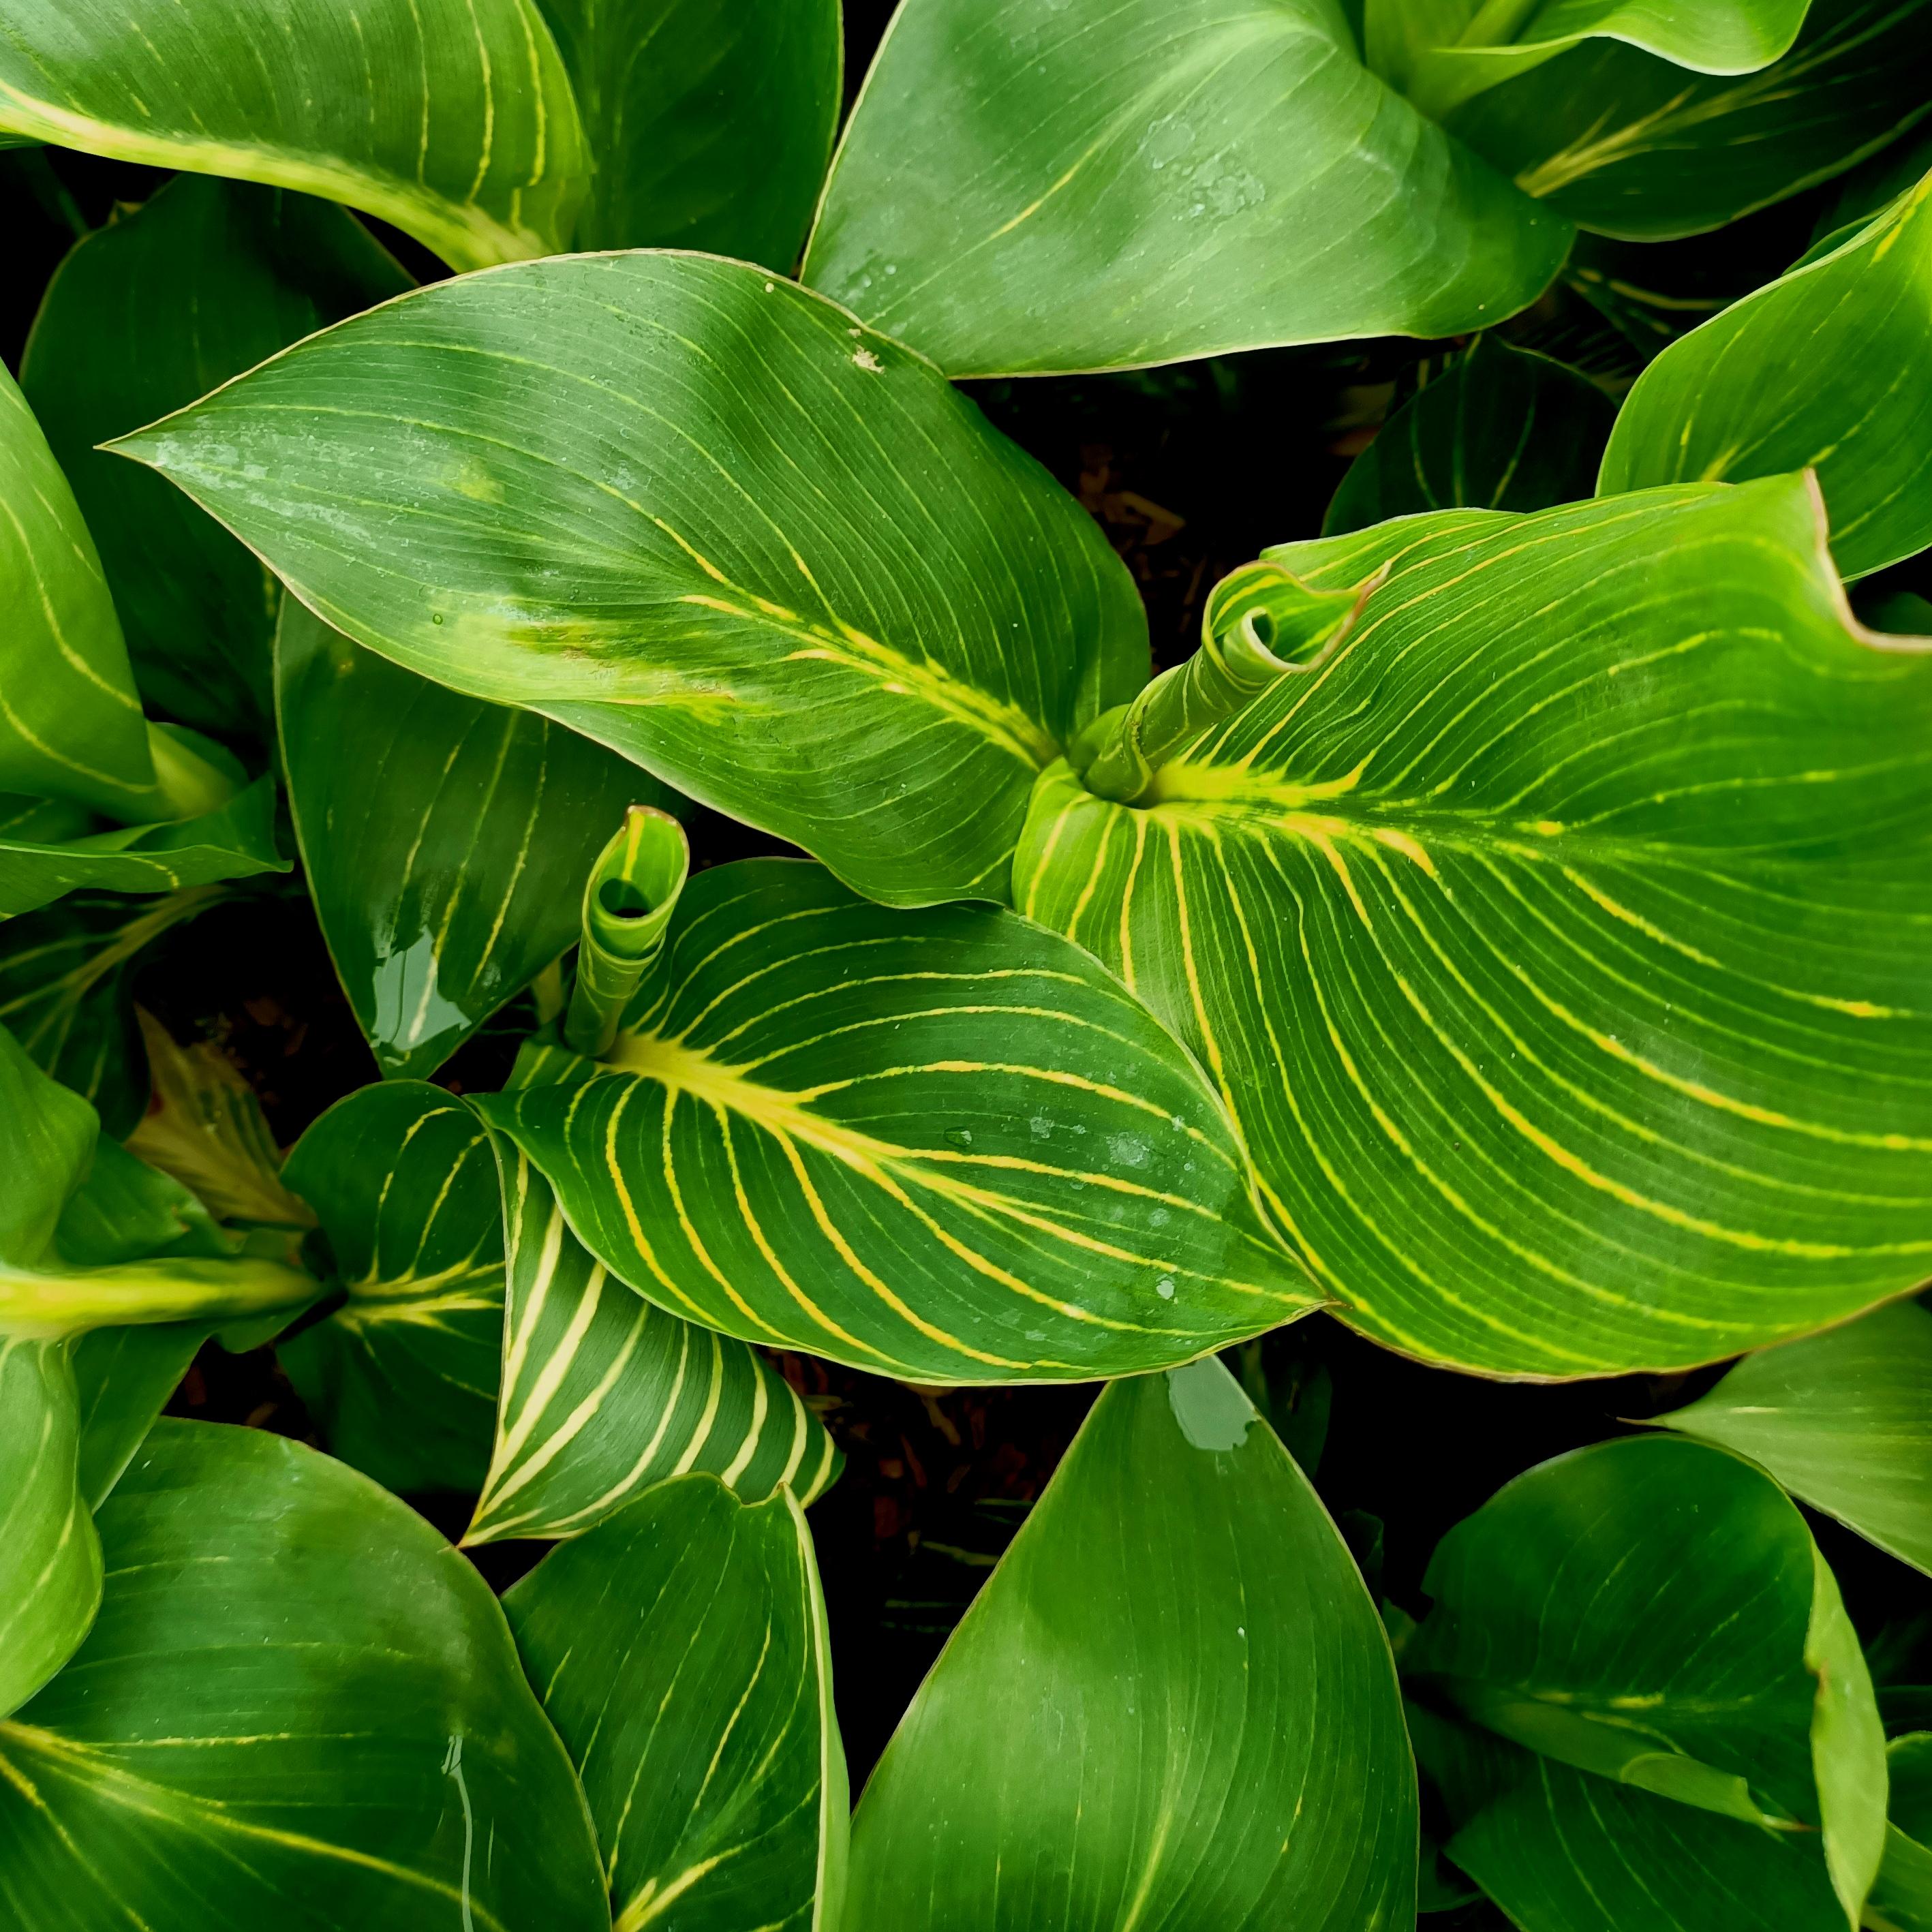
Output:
(1155, 1276), (1176, 1300)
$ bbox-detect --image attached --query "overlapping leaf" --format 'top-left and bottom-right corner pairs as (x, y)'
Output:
(21, 176), (412, 740)
(0, 0), (589, 270)
(114, 251), (1148, 905)
(1601, 166), (1932, 579)
(506, 1475), (846, 1931)
(278, 604), (670, 1080)
(0, 1421), (610, 1931)
(466, 1145), (840, 1546)
(1872, 1734), (1932, 1932)
(478, 859), (1315, 1384)
(802, 0), (1570, 376)
(844, 1358), (1416, 1929)
(1016, 476), (1932, 1378)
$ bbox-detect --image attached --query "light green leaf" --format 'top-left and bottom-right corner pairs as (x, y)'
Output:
(1653, 1298), (1932, 1577)
(465, 1141), (840, 1546)
(562, 803), (688, 1061)
(477, 859), (1315, 1384)
(801, 0), (1570, 377)
(505, 1475), (846, 1931)
(542, 0), (840, 264)
(277, 603), (671, 1081)
(1016, 476), (1932, 1379)
(0, 0), (589, 270)
(843, 1358), (1416, 1929)
(113, 251), (1148, 907)
(1446, 0), (1932, 240)
(279, 1083), (502, 1494)
(20, 176), (412, 741)
(1599, 168), (1932, 580)
(1411, 1435), (1887, 1930)
(0, 1419), (610, 1930)
(1325, 333), (1614, 534)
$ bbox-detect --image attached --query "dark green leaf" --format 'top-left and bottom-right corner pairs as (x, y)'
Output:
(1871, 1734), (1932, 1931)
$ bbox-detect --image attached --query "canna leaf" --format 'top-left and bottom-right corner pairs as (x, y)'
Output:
(562, 803), (689, 1062)
(1599, 166), (1932, 580)
(1410, 1434), (1888, 1931)
(541, 0), (841, 264)
(1871, 1734), (1932, 1932)
(476, 859), (1316, 1384)
(0, 1420), (610, 1931)
(504, 1475), (846, 1931)
(112, 251), (1148, 907)
(20, 177), (412, 741)
(464, 1142), (840, 1547)
(1016, 475), (1932, 1379)
(279, 1084), (502, 1495)
(1653, 1298), (1932, 1577)
(0, 0), (589, 270)
(801, 0), (1571, 377)
(842, 1358), (1417, 1929)
(1324, 333), (1614, 534)
(277, 604), (672, 1082)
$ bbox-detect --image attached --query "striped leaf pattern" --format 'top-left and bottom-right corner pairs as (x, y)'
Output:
(112, 251), (1150, 906)
(465, 1146), (840, 1546)
(279, 1084), (502, 1493)
(478, 859), (1316, 1385)
(0, 0), (589, 270)
(1015, 476), (1932, 1378)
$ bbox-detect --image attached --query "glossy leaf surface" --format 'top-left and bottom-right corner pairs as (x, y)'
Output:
(116, 251), (1148, 906)
(506, 1475), (845, 1931)
(21, 177), (412, 741)
(1017, 476), (1932, 1378)
(844, 1358), (1416, 1929)
(1655, 1298), (1932, 1576)
(478, 860), (1315, 1384)
(1325, 333), (1614, 534)
(0, 0), (589, 270)
(280, 1084), (502, 1494)
(0, 1420), (609, 1930)
(542, 0), (840, 263)
(1600, 168), (1932, 580)
(466, 1144), (840, 1546)
(278, 604), (666, 1081)
(1411, 1435), (1886, 1930)
(802, 0), (1570, 376)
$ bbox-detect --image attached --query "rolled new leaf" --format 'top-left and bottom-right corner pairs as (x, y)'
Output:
(843, 1358), (1416, 1928)
(1017, 474), (1932, 1379)
(1407, 1434), (1888, 1932)
(564, 804), (689, 1060)
(0, 1422), (609, 1929)
(506, 1475), (845, 1931)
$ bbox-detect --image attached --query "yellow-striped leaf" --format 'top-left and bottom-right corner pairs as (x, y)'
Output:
(477, 859), (1315, 1384)
(0, 0), (589, 271)
(110, 251), (1150, 906)
(1015, 475), (1932, 1379)
(465, 1144), (840, 1547)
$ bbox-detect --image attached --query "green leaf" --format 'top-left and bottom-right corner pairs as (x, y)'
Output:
(562, 803), (689, 1061)
(277, 603), (672, 1081)
(1325, 333), (1614, 534)
(0, 887), (226, 1135)
(0, 0), (589, 270)
(0, 1419), (610, 1929)
(465, 1141), (840, 1546)
(541, 0), (840, 264)
(1016, 475), (1932, 1379)
(477, 859), (1315, 1384)
(279, 1083), (502, 1494)
(20, 176), (412, 741)
(112, 251), (1148, 906)
(1599, 168), (1932, 580)
(801, 0), (1571, 377)
(1446, 0), (1932, 240)
(1411, 1435), (1887, 1931)
(1871, 1735), (1932, 1932)
(505, 1474), (846, 1930)
(842, 1358), (1416, 1929)
(1653, 1298), (1932, 1578)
